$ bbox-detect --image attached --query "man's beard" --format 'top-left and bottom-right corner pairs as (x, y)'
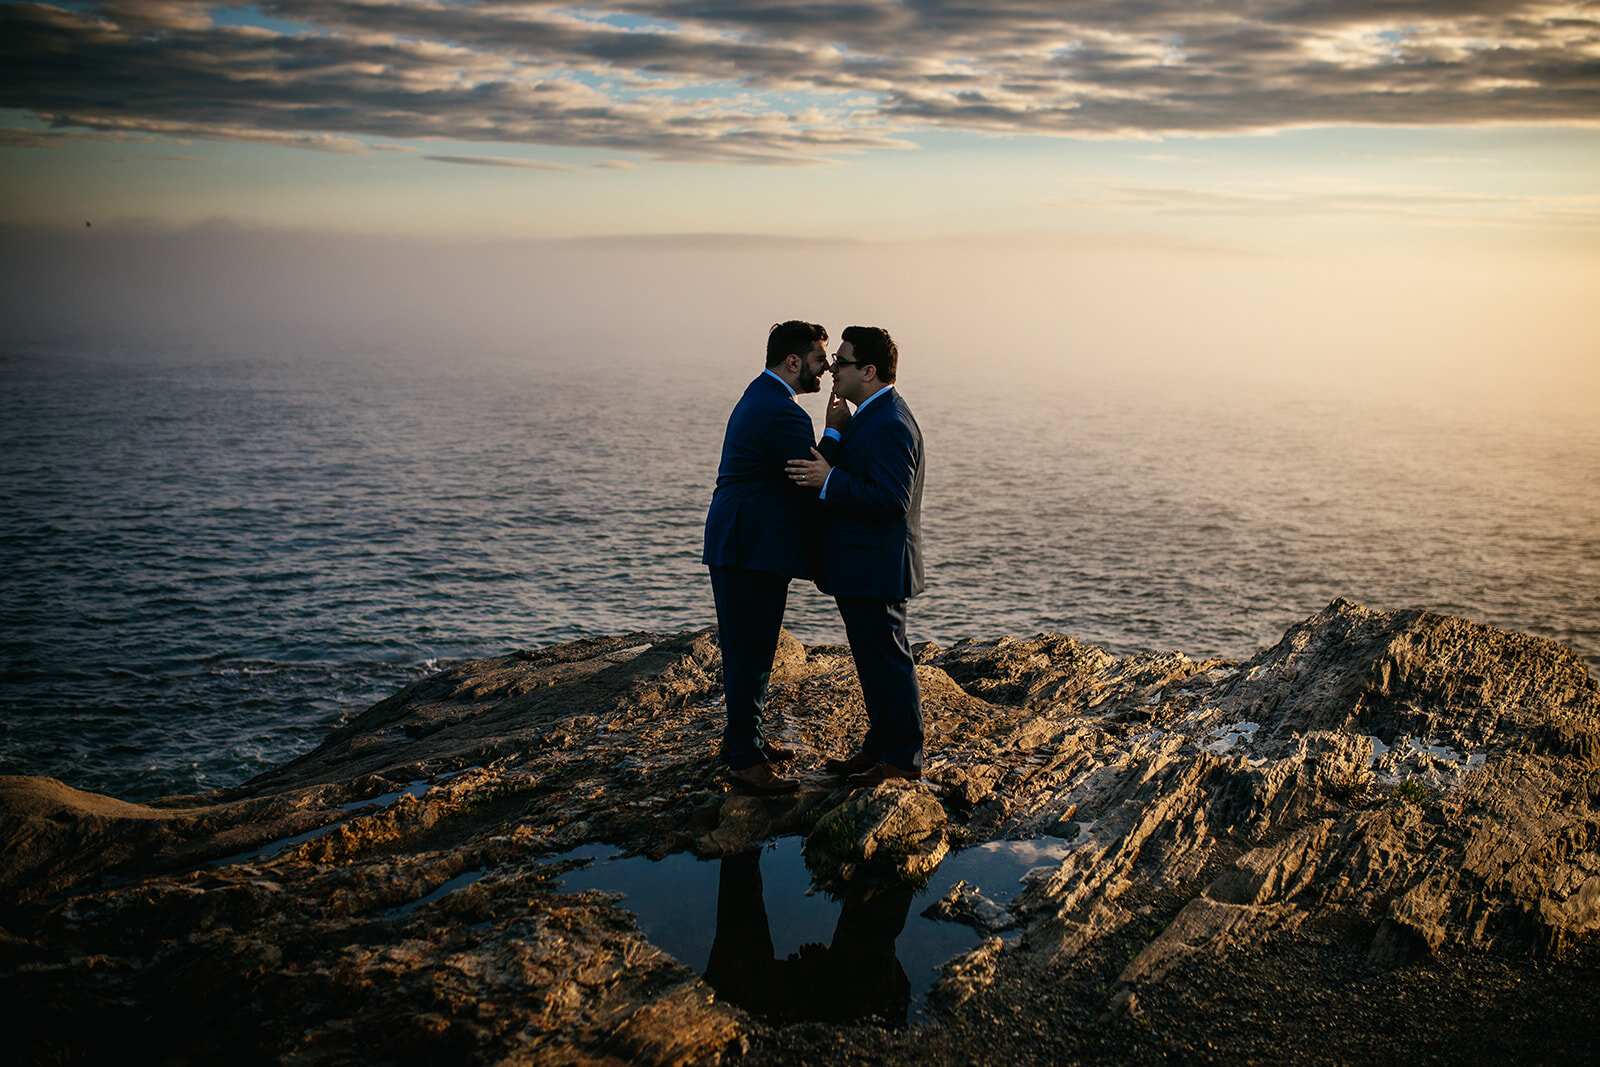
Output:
(796, 366), (822, 393)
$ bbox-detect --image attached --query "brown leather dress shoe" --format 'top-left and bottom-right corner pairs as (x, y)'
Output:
(728, 762), (800, 794)
(759, 741), (798, 764)
(822, 751), (878, 777)
(846, 761), (921, 787)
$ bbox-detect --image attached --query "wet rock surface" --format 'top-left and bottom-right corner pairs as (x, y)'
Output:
(922, 880), (1013, 935)
(6, 599), (1600, 1063)
(805, 783), (949, 894)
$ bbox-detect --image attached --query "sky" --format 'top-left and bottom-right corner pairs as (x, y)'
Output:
(1, 0), (1597, 397)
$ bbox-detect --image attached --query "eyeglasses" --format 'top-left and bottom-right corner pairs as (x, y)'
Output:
(830, 358), (859, 370)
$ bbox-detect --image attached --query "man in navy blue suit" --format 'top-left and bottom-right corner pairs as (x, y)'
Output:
(703, 320), (831, 793)
(787, 326), (926, 786)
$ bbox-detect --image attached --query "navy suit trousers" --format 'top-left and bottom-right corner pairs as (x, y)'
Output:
(709, 565), (790, 769)
(835, 595), (924, 772)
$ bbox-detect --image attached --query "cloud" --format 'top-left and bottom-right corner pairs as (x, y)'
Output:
(423, 154), (577, 170)
(1, 1), (1596, 164)
(1053, 178), (1600, 228)
(0, 126), (71, 148)
(34, 112), (374, 154)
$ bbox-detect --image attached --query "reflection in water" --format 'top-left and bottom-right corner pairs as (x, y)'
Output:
(547, 835), (1064, 1023)
(705, 850), (915, 1026)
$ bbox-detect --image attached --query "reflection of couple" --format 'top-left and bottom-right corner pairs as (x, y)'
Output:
(703, 321), (926, 793)
(703, 848), (915, 1025)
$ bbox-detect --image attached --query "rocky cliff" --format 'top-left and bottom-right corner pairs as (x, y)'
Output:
(4, 598), (1600, 1064)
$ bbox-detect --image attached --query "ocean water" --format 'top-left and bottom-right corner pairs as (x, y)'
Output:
(3, 338), (1597, 801)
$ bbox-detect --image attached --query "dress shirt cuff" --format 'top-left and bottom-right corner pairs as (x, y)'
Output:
(822, 428), (841, 442)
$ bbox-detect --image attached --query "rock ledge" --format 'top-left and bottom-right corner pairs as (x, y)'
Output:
(5, 599), (1600, 1064)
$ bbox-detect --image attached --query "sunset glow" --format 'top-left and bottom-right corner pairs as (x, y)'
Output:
(1, 1), (1596, 396)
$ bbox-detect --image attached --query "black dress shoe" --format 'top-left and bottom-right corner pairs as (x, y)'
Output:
(728, 762), (800, 794)
(822, 751), (878, 777)
(846, 761), (922, 787)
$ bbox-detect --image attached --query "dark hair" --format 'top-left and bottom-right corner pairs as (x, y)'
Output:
(765, 320), (828, 368)
(840, 325), (898, 384)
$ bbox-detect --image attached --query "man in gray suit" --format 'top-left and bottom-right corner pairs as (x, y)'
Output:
(787, 326), (926, 785)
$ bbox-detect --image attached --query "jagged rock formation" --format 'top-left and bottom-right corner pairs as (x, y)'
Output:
(922, 880), (1013, 934)
(4, 599), (1600, 1064)
(804, 782), (949, 893)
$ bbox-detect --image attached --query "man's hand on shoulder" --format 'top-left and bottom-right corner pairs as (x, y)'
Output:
(786, 448), (832, 490)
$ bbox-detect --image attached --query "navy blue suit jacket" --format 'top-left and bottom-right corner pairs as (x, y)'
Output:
(703, 373), (821, 579)
(815, 389), (925, 602)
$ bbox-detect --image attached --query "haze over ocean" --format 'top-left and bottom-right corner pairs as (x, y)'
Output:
(4, 294), (1597, 801)
(6, 12), (1600, 1065)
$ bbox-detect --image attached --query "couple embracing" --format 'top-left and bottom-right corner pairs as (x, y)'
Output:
(702, 320), (926, 794)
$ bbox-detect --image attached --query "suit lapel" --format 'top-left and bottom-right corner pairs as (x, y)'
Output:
(841, 388), (892, 444)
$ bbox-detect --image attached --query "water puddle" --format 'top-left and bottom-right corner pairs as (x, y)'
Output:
(1366, 736), (1487, 783)
(210, 770), (475, 869)
(207, 818), (352, 869)
(384, 867), (488, 919)
(1204, 720), (1260, 755)
(340, 778), (434, 811)
(546, 834), (1069, 1026)
(1402, 737), (1475, 765)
